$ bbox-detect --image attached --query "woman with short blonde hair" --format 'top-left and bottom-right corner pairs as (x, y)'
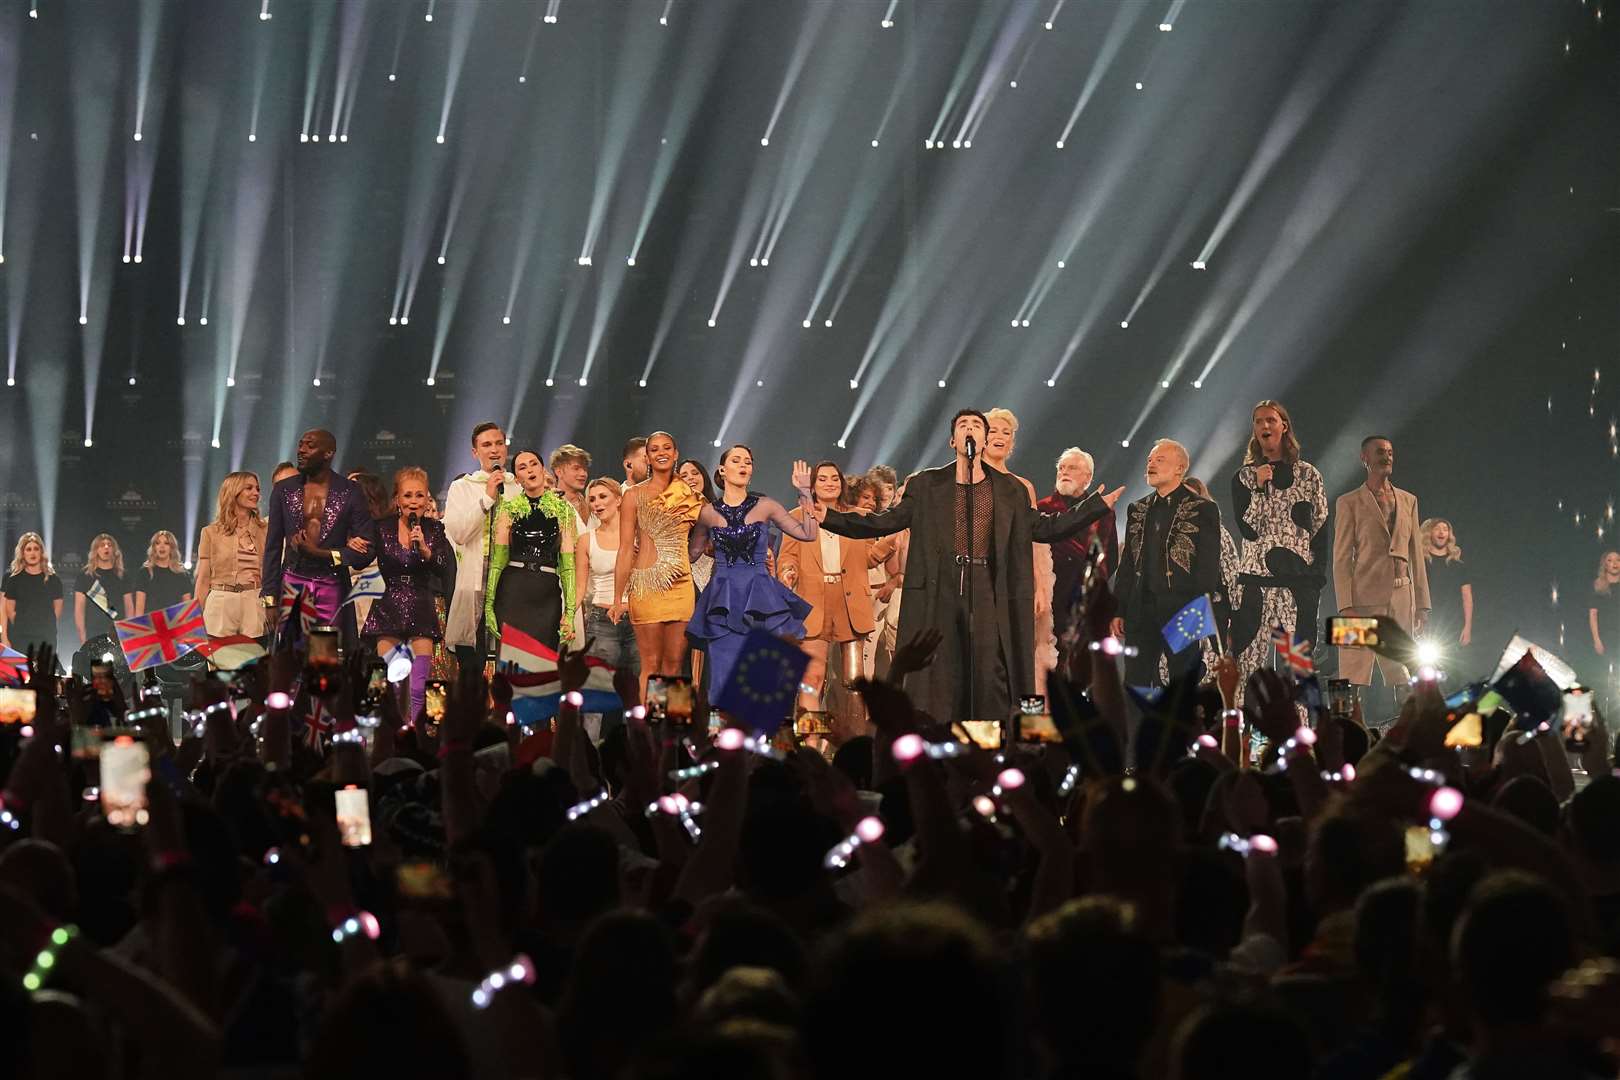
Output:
(196, 471), (268, 637)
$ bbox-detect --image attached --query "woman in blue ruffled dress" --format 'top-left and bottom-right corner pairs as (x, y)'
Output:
(686, 447), (818, 696)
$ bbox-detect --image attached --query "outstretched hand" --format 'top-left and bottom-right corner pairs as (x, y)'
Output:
(889, 628), (942, 682)
(791, 460), (813, 496)
(1096, 483), (1127, 510)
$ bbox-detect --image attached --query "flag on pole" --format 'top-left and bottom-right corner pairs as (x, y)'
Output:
(280, 581), (320, 636)
(195, 635), (267, 671)
(86, 577), (115, 618)
(0, 646), (29, 685)
(341, 566), (386, 608)
(115, 598), (208, 671)
(499, 623), (620, 724)
(1161, 594), (1217, 654)
(712, 630), (809, 734)
(1273, 626), (1315, 677)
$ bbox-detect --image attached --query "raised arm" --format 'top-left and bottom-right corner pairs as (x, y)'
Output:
(772, 459), (819, 540)
(1030, 485), (1119, 544)
(822, 486), (915, 540)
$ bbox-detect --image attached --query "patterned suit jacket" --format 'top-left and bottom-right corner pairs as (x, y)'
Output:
(260, 472), (378, 602)
(1112, 485), (1223, 629)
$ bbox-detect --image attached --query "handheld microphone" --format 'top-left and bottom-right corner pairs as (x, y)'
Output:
(964, 435), (978, 460)
(407, 513), (419, 529)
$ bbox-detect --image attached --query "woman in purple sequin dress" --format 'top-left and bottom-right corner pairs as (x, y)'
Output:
(686, 448), (819, 696)
(362, 467), (456, 719)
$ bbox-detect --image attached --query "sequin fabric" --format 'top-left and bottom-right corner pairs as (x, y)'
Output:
(711, 495), (764, 566)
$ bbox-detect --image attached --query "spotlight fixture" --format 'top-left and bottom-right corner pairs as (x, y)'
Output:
(1134, 82), (1143, 90)
(749, 258), (758, 268)
(1044, 20), (1053, 29)
(963, 140), (972, 148)
(638, 379), (647, 388)
(870, 139), (879, 147)
(707, 319), (716, 328)
(425, 377), (435, 387)
(712, 438), (722, 447)
(937, 379), (947, 388)
(1192, 380), (1203, 389)
(835, 438), (847, 449)
(924, 139), (933, 148)
(435, 134), (445, 143)
(1121, 320), (1130, 329)
(1056, 140), (1065, 149)
(4, 378), (11, 387)
(388, 73), (397, 82)
(437, 255), (445, 265)
(78, 315), (87, 325)
(1159, 22), (1172, 30)
(83, 437), (93, 448)
(122, 254), (130, 264)
(1009, 80), (1017, 88)
(1021, 320), (1030, 328)
(577, 255), (592, 266)
(312, 377), (321, 387)
(626, 257), (636, 266)
(760, 258), (769, 267)
(755, 379), (764, 387)
(848, 379), (859, 390)
(760, 137), (769, 146)
(502, 315), (511, 325)
(1046, 378), (1056, 387)
(1191, 260), (1206, 270)
(211, 438), (221, 448)
(389, 316), (399, 326)
(544, 378), (554, 387)
(198, 316), (206, 325)
(1057, 260), (1066, 268)
(823, 319), (832, 328)
(802, 319), (812, 328)
(299, 132), (308, 142)
(1011, 320), (1019, 328)
(399, 316), (409, 326)
(127, 376), (136, 386)
(1120, 438), (1130, 448)
(339, 133), (348, 142)
(578, 377), (587, 387)
(248, 133), (256, 142)
(226, 376), (235, 387)
(880, 18), (892, 28)
(1160, 380), (1170, 388)
(133, 131), (142, 141)
(518, 75), (527, 83)
(177, 316), (185, 326)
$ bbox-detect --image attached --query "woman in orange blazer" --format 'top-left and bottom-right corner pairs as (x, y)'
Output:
(778, 461), (878, 739)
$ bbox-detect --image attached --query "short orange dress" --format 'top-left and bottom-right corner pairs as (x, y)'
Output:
(628, 477), (703, 625)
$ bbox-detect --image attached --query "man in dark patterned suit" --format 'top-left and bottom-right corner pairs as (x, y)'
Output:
(1110, 439), (1223, 686)
(261, 428), (378, 646)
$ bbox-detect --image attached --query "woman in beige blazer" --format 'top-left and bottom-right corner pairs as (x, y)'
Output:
(779, 462), (878, 740)
(195, 471), (270, 638)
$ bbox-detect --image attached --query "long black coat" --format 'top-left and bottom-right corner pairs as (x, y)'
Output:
(822, 463), (1110, 720)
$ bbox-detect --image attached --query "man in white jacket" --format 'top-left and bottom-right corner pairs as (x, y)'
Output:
(442, 422), (520, 660)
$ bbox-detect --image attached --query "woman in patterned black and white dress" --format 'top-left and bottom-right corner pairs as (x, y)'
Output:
(1228, 401), (1329, 697)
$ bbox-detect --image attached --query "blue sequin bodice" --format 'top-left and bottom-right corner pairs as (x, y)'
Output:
(711, 496), (765, 566)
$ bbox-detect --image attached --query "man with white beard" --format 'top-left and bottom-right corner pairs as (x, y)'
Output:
(1035, 448), (1119, 675)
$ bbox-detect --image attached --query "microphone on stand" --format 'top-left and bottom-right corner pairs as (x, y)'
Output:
(964, 435), (978, 461)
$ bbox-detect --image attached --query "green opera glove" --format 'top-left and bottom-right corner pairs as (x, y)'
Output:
(485, 542), (510, 639)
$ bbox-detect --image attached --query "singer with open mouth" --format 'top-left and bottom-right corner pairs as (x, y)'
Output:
(818, 408), (1125, 724)
(444, 421), (522, 664)
(362, 467), (456, 721)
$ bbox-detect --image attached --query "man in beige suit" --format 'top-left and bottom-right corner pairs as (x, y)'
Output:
(1333, 435), (1430, 688)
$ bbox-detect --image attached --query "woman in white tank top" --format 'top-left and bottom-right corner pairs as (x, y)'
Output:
(574, 479), (640, 704)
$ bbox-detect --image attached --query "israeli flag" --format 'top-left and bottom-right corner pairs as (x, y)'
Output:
(341, 566), (386, 608)
(384, 642), (414, 684)
(86, 577), (114, 617)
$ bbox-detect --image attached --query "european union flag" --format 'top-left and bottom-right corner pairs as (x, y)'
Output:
(1161, 594), (1216, 654)
(713, 630), (809, 735)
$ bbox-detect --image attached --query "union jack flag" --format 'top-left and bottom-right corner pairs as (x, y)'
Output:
(1273, 626), (1314, 677)
(0, 646), (29, 685)
(115, 598), (208, 672)
(298, 698), (331, 753)
(280, 582), (320, 636)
